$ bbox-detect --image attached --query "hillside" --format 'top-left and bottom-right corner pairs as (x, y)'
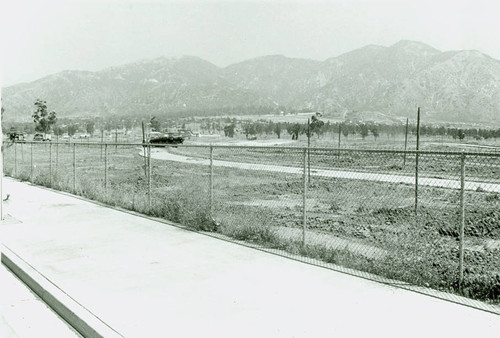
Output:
(222, 55), (321, 105)
(2, 56), (272, 120)
(3, 40), (500, 123)
(295, 41), (500, 121)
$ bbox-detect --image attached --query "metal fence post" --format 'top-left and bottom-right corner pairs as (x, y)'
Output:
(142, 122), (147, 177)
(414, 150), (419, 213)
(73, 143), (76, 192)
(403, 117), (409, 168)
(307, 119), (311, 184)
(30, 142), (34, 182)
(55, 141), (59, 177)
(14, 142), (17, 176)
(338, 124), (341, 155)
(209, 145), (214, 216)
(143, 143), (148, 177)
(49, 143), (52, 187)
(302, 148), (307, 247)
(459, 153), (466, 293)
(0, 141), (2, 220)
(100, 130), (104, 160)
(148, 144), (152, 209)
(104, 144), (108, 198)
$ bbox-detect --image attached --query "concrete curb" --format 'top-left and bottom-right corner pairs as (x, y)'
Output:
(1, 245), (123, 338)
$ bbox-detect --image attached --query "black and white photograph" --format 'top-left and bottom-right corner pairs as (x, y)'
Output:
(1, 0), (500, 336)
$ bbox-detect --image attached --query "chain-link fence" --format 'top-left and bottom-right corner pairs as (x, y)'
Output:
(3, 140), (500, 313)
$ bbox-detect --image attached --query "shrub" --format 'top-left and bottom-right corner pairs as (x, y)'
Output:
(217, 206), (279, 245)
(149, 186), (218, 232)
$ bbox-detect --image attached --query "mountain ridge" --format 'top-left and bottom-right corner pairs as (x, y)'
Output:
(3, 40), (500, 123)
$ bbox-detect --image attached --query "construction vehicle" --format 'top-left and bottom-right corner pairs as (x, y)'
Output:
(149, 133), (184, 146)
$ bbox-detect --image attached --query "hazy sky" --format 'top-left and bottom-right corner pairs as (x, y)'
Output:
(1, 0), (500, 86)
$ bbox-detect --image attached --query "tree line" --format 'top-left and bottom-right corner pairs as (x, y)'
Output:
(3, 99), (500, 142)
(214, 119), (500, 141)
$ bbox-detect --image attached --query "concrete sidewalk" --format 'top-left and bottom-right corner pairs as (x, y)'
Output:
(1, 178), (499, 337)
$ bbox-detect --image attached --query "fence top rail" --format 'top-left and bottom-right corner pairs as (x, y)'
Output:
(8, 140), (500, 157)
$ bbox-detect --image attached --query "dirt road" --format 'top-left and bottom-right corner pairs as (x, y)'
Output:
(144, 148), (500, 193)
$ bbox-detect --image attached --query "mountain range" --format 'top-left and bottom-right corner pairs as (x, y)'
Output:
(3, 40), (500, 123)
